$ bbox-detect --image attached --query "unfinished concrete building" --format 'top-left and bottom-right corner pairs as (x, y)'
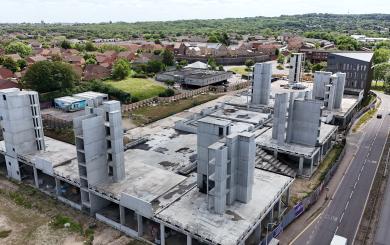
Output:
(0, 88), (45, 180)
(251, 62), (272, 105)
(256, 91), (338, 177)
(288, 53), (304, 84)
(0, 88), (294, 245)
(73, 100), (125, 213)
(199, 118), (256, 214)
(313, 71), (346, 110)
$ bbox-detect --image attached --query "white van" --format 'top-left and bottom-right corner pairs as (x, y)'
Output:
(330, 235), (347, 245)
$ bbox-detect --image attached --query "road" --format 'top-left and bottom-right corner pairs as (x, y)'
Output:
(291, 93), (390, 245)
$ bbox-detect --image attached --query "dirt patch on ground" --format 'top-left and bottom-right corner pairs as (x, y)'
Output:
(0, 176), (146, 245)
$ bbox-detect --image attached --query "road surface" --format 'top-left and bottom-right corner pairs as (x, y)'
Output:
(291, 93), (390, 245)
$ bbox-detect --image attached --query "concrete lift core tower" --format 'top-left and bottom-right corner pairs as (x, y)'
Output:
(251, 62), (272, 105)
(288, 53), (305, 84)
(0, 88), (45, 180)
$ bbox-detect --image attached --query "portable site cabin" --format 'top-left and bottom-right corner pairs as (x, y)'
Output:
(54, 96), (86, 112)
(73, 91), (108, 107)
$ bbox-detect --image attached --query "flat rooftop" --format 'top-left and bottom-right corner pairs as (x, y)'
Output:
(255, 127), (319, 158)
(162, 68), (231, 79)
(322, 94), (360, 118)
(156, 169), (293, 245)
(91, 153), (187, 202)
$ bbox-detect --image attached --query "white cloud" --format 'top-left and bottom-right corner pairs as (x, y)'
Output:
(0, 0), (388, 23)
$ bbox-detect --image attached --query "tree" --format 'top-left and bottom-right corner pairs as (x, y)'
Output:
(146, 60), (165, 73)
(16, 59), (27, 70)
(51, 53), (62, 62)
(23, 61), (79, 93)
(275, 48), (280, 56)
(312, 62), (327, 72)
(245, 59), (254, 69)
(0, 56), (18, 72)
(60, 40), (72, 49)
(86, 57), (97, 65)
(373, 63), (390, 85)
(373, 48), (390, 65)
(112, 59), (131, 80)
(161, 49), (175, 66)
(5, 41), (32, 57)
(85, 42), (97, 52)
(208, 58), (217, 70)
(218, 65), (224, 71)
(277, 54), (285, 64)
(384, 72), (390, 94)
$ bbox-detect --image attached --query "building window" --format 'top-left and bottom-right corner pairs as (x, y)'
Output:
(2, 95), (6, 101)
(108, 153), (112, 162)
(108, 166), (113, 176)
(16, 171), (19, 176)
(8, 162), (11, 166)
(219, 127), (224, 137)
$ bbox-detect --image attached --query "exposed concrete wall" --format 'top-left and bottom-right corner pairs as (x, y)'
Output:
(313, 71), (332, 99)
(0, 88), (45, 180)
(287, 100), (322, 146)
(207, 132), (256, 214)
(272, 93), (288, 144)
(196, 117), (231, 191)
(288, 53), (304, 83)
(251, 62), (272, 105)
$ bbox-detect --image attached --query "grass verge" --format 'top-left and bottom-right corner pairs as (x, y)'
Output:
(128, 93), (221, 126)
(228, 66), (250, 76)
(353, 108), (378, 133)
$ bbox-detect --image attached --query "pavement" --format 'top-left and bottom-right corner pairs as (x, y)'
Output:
(374, 140), (390, 244)
(279, 92), (390, 245)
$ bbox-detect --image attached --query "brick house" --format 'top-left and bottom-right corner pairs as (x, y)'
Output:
(83, 64), (111, 81)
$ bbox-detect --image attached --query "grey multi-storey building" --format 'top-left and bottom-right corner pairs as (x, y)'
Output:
(327, 52), (373, 96)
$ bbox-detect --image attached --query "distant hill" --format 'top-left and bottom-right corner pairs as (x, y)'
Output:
(1, 13), (389, 39)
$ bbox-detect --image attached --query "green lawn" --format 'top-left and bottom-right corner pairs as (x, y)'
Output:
(228, 66), (250, 76)
(105, 78), (166, 101)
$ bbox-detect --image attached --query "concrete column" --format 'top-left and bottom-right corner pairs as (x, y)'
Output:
(310, 157), (314, 176)
(119, 205), (125, 225)
(298, 157), (304, 176)
(137, 214), (143, 237)
(160, 223), (165, 245)
(270, 207), (274, 223)
(33, 166), (39, 188)
(54, 178), (60, 196)
(273, 149), (278, 158)
(285, 187), (290, 207)
(187, 235), (192, 245)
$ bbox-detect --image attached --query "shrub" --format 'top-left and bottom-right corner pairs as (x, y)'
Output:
(50, 214), (83, 234)
(158, 88), (175, 97)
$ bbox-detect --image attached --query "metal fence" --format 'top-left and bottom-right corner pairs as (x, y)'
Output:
(260, 146), (347, 245)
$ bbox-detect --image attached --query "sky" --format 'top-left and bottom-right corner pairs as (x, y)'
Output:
(0, 0), (389, 23)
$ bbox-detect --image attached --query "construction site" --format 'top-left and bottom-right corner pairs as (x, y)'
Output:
(0, 54), (363, 245)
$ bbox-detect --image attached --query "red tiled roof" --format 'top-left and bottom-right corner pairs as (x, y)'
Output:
(0, 79), (19, 89)
(0, 67), (13, 79)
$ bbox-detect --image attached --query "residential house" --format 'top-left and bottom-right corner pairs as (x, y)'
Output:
(64, 55), (85, 66)
(256, 43), (280, 56)
(83, 64), (111, 81)
(206, 43), (229, 57)
(174, 42), (186, 55)
(26, 55), (47, 65)
(0, 67), (14, 80)
(0, 79), (19, 89)
(117, 51), (136, 61)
